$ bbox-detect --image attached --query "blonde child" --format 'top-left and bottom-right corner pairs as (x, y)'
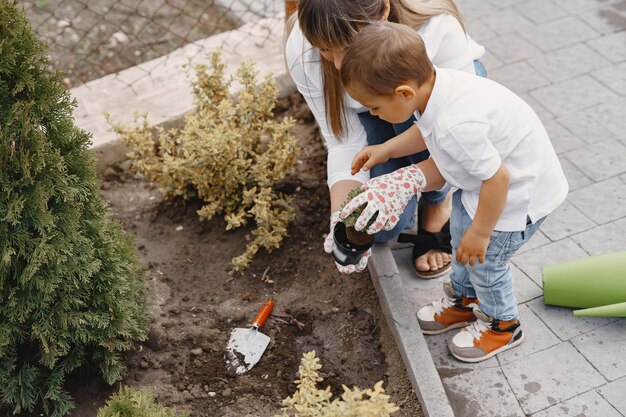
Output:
(339, 22), (568, 362)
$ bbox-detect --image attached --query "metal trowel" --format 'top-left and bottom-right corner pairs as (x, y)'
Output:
(225, 299), (275, 375)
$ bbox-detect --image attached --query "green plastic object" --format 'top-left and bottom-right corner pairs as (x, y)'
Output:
(542, 251), (626, 309)
(574, 302), (626, 318)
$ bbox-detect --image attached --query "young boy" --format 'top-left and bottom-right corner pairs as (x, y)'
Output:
(338, 21), (568, 362)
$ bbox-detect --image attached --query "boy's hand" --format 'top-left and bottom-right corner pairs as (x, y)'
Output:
(351, 144), (391, 175)
(457, 226), (490, 266)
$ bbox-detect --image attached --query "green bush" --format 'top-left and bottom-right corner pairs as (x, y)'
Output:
(97, 386), (188, 417)
(108, 51), (297, 274)
(0, 2), (149, 415)
(277, 351), (399, 417)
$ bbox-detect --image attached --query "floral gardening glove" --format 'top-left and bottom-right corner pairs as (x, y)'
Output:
(339, 165), (427, 234)
(324, 210), (371, 274)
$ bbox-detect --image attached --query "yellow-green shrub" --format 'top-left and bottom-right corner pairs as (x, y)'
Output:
(108, 52), (297, 273)
(277, 351), (399, 417)
(97, 386), (188, 417)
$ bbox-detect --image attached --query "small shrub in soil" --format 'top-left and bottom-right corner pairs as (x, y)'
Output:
(108, 51), (297, 274)
(97, 386), (188, 417)
(0, 2), (149, 415)
(276, 351), (398, 417)
(341, 187), (376, 246)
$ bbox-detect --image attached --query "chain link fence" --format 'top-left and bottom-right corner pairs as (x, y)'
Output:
(22, 0), (284, 89)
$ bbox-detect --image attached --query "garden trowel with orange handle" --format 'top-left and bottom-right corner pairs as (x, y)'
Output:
(225, 299), (275, 375)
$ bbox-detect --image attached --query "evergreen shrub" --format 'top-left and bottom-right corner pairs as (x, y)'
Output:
(0, 2), (149, 415)
(108, 52), (297, 273)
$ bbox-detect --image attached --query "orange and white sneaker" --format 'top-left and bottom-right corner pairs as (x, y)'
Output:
(416, 282), (478, 335)
(448, 307), (523, 363)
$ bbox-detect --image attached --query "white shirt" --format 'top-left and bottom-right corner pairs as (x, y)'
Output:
(285, 15), (485, 188)
(416, 68), (569, 231)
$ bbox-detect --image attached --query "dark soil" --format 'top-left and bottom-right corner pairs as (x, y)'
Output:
(16, 93), (423, 417)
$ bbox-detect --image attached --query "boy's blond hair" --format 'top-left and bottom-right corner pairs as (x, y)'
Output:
(340, 21), (433, 96)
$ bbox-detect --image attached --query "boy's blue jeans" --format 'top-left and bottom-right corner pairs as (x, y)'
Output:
(357, 60), (487, 243)
(449, 190), (545, 321)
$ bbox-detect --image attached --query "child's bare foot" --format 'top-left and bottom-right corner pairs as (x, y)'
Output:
(415, 194), (452, 273)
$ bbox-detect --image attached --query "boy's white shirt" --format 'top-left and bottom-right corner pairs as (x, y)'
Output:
(415, 68), (569, 232)
(285, 14), (485, 188)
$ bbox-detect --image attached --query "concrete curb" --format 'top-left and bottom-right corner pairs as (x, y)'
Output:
(369, 243), (455, 417)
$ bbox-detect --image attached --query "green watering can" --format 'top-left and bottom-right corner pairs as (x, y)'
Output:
(542, 251), (626, 317)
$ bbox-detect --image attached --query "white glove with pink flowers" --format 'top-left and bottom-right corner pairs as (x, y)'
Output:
(339, 164), (427, 234)
(324, 210), (371, 274)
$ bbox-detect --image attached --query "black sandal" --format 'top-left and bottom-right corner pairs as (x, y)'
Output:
(398, 198), (452, 279)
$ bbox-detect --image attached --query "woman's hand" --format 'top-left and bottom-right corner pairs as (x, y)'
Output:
(456, 226), (490, 266)
(324, 210), (370, 274)
(351, 144), (391, 175)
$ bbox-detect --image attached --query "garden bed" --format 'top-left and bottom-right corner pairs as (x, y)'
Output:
(27, 94), (423, 417)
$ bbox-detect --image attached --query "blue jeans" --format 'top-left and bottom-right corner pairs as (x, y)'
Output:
(474, 59), (488, 77)
(449, 190), (545, 321)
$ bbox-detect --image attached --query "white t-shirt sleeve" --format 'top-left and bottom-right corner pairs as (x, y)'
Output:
(445, 121), (502, 181)
(285, 24), (369, 188)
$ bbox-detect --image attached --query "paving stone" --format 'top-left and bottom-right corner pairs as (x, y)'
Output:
(516, 229), (550, 255)
(528, 43), (612, 83)
(584, 96), (626, 137)
(482, 7), (535, 35)
(465, 19), (497, 42)
(577, 4), (626, 34)
(485, 32), (541, 63)
(502, 342), (606, 415)
(543, 119), (586, 155)
(530, 74), (618, 117)
(519, 93), (555, 121)
(455, 0), (497, 20)
(443, 366), (525, 417)
(558, 0), (620, 13)
(481, 49), (505, 71)
(531, 390), (622, 417)
(520, 16), (599, 52)
(394, 247), (449, 311)
(597, 376), (626, 413)
(571, 319), (626, 381)
(592, 61), (626, 95)
(569, 177), (626, 224)
(511, 263), (543, 304)
(514, 0), (569, 24)
(564, 138), (626, 181)
(539, 200), (596, 241)
(527, 297), (619, 341)
(587, 30), (626, 62)
(496, 304), (560, 365)
(572, 217), (626, 255)
(555, 110), (616, 144)
(558, 158), (594, 191)
(512, 239), (588, 287)
(489, 61), (550, 94)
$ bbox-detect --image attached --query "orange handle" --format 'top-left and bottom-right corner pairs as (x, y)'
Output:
(252, 299), (275, 328)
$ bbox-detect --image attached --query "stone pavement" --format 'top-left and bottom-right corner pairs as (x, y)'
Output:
(387, 0), (626, 415)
